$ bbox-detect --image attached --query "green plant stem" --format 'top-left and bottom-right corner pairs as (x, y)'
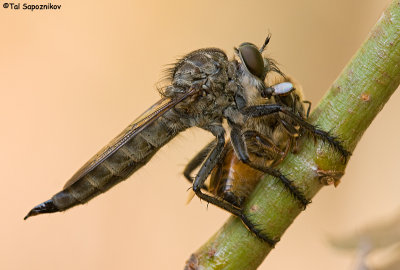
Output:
(185, 1), (400, 269)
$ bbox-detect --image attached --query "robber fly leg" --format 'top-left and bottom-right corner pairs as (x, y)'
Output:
(193, 137), (278, 247)
(191, 132), (240, 211)
(183, 139), (217, 191)
(239, 213), (279, 247)
(230, 126), (310, 207)
(190, 128), (278, 244)
(192, 130), (227, 202)
(241, 104), (351, 161)
(199, 126), (294, 245)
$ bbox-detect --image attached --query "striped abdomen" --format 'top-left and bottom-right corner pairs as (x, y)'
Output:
(25, 110), (185, 219)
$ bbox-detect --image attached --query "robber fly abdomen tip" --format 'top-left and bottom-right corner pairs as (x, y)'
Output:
(24, 199), (59, 220)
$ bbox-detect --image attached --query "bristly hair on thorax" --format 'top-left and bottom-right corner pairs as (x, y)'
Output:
(157, 47), (228, 98)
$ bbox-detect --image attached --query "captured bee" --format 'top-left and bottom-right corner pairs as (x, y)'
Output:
(25, 35), (350, 246)
(184, 76), (309, 209)
(207, 76), (309, 208)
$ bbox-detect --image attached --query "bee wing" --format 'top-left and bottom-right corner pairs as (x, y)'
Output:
(64, 89), (197, 189)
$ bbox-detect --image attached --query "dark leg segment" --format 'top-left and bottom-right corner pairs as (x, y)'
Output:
(191, 133), (243, 212)
(240, 213), (280, 247)
(183, 139), (216, 191)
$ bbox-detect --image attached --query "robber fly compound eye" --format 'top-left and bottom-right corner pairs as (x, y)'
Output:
(238, 43), (265, 79)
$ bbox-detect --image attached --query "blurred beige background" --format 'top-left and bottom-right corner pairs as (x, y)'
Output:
(1, 0), (399, 269)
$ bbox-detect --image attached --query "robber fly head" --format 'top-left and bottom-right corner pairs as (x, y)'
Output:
(235, 35), (291, 99)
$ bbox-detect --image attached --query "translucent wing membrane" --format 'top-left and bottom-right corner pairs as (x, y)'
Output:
(64, 95), (187, 188)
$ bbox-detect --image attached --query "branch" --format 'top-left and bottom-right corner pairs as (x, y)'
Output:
(185, 1), (400, 269)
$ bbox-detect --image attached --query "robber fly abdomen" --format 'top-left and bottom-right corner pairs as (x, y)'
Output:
(46, 112), (184, 212)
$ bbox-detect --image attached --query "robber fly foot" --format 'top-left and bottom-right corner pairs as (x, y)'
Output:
(315, 129), (351, 163)
(244, 161), (311, 209)
(240, 213), (279, 247)
(275, 172), (311, 209)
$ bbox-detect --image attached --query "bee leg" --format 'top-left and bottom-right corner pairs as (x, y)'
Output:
(241, 104), (351, 161)
(279, 118), (300, 138)
(183, 140), (217, 191)
(243, 130), (284, 160)
(243, 130), (292, 167)
(230, 126), (310, 207)
(278, 118), (305, 153)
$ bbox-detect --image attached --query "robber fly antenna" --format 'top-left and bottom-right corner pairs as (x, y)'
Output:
(259, 34), (271, 53)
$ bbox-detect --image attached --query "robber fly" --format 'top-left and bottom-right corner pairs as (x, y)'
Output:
(25, 35), (350, 246)
(185, 76), (309, 209)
